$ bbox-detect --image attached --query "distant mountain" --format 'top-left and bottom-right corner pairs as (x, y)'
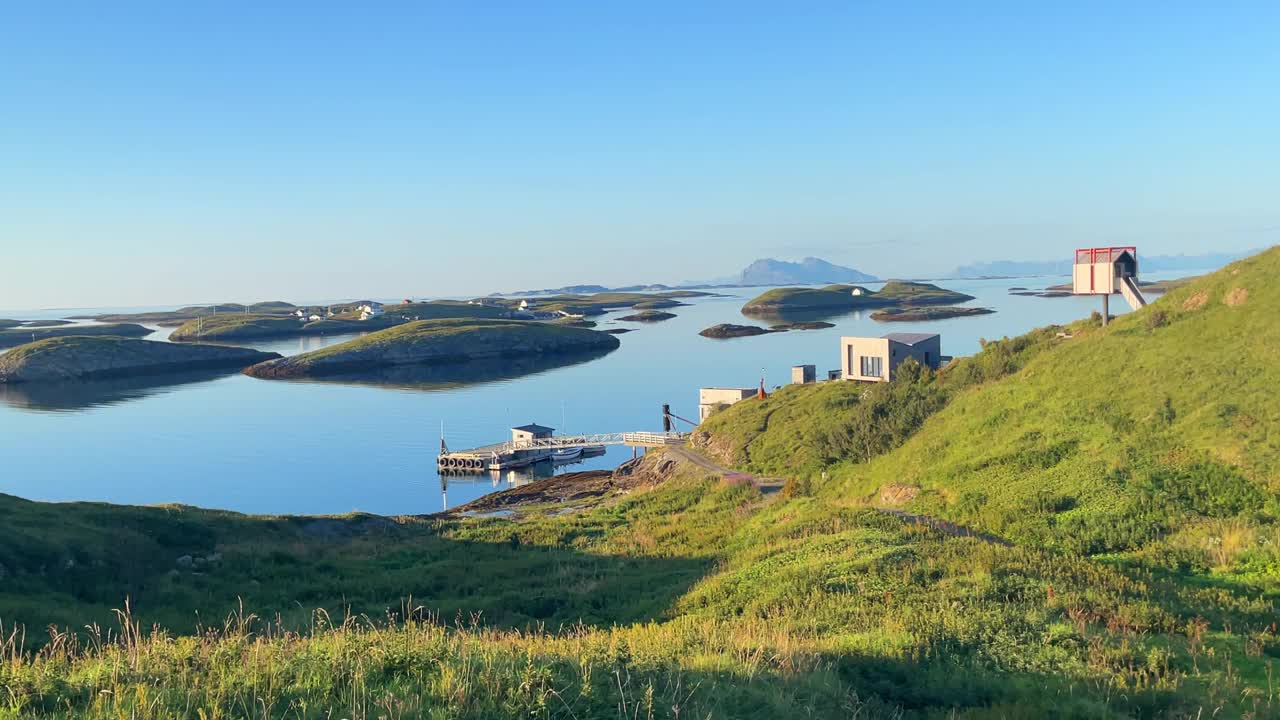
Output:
(738, 257), (878, 285)
(950, 249), (1257, 278)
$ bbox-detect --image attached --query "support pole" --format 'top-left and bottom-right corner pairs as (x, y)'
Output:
(1102, 294), (1109, 326)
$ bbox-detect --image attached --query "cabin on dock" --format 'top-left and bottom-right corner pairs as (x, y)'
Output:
(841, 333), (942, 383)
(511, 423), (555, 446)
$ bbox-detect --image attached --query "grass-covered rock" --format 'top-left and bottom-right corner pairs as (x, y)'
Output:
(0, 337), (280, 383)
(244, 318), (620, 378)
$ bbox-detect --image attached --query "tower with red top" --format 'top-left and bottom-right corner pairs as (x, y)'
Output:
(1072, 246), (1147, 325)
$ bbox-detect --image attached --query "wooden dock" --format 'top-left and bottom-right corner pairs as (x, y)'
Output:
(438, 430), (688, 474)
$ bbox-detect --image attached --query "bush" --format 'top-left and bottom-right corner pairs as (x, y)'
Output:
(1146, 308), (1170, 329)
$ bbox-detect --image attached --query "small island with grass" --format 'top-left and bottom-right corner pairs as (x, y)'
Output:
(616, 310), (677, 322)
(870, 306), (994, 322)
(0, 336), (280, 383)
(244, 318), (621, 379)
(741, 280), (974, 316)
(699, 323), (774, 339)
(0, 323), (153, 350)
(699, 320), (835, 339)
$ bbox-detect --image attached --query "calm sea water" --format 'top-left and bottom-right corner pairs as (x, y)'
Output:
(0, 274), (1194, 515)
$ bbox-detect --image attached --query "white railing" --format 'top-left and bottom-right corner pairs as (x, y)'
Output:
(502, 431), (688, 452)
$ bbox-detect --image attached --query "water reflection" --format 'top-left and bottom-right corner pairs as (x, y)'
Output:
(0, 368), (238, 412)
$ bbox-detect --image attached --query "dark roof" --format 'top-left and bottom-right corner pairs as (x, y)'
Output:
(512, 423), (555, 434)
(881, 332), (940, 346)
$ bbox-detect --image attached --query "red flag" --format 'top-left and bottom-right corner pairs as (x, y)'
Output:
(757, 378), (767, 399)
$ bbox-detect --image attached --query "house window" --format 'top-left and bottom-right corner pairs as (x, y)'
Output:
(860, 356), (883, 378)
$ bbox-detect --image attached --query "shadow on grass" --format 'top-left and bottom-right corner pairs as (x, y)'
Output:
(0, 494), (712, 640)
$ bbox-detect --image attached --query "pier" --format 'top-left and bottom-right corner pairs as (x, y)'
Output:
(438, 406), (695, 473)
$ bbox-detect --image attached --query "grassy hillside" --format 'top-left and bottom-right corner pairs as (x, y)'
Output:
(832, 248), (1280, 559)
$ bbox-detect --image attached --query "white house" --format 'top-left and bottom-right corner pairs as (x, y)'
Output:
(359, 303), (385, 321)
(308, 314), (324, 322)
(841, 333), (943, 383)
(851, 287), (865, 296)
(518, 299), (534, 310)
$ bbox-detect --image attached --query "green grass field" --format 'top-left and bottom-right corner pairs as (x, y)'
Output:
(1, 249), (1278, 718)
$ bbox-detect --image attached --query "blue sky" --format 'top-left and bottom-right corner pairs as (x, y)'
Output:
(2, 2), (1277, 309)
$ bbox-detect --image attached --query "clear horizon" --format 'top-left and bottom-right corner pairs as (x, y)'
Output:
(3, 3), (1277, 309)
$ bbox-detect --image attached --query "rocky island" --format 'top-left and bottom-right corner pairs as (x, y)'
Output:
(699, 320), (836, 339)
(616, 310), (677, 322)
(243, 318), (621, 379)
(770, 320), (836, 331)
(741, 280), (974, 316)
(0, 323), (153, 350)
(0, 337), (280, 383)
(870, 306), (994, 321)
(699, 323), (775, 339)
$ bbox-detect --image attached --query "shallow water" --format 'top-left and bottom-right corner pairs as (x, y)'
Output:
(0, 272), (1198, 515)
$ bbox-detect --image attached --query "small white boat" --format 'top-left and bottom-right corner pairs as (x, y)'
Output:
(550, 447), (583, 463)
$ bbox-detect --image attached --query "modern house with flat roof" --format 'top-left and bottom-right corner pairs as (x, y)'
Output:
(841, 332), (942, 383)
(791, 364), (816, 384)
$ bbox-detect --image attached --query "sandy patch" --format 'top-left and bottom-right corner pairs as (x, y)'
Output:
(1224, 288), (1248, 307)
(880, 484), (921, 506)
(1182, 291), (1209, 311)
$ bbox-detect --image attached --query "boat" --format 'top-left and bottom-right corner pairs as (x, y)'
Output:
(550, 447), (583, 463)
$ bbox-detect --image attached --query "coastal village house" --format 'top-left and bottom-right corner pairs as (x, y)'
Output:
(698, 387), (757, 421)
(359, 302), (385, 321)
(841, 333), (942, 383)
